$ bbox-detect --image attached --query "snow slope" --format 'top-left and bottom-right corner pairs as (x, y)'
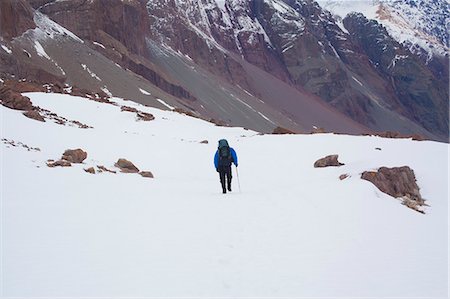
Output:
(1, 93), (448, 297)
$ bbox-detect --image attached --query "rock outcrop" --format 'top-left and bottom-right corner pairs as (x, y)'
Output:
(97, 165), (117, 174)
(0, 0), (36, 41)
(23, 110), (45, 122)
(121, 106), (155, 121)
(139, 171), (154, 178)
(47, 159), (71, 167)
(0, 86), (33, 110)
(272, 126), (296, 134)
(314, 155), (344, 168)
(361, 166), (426, 213)
(84, 167), (95, 174)
(62, 149), (87, 163)
(115, 158), (140, 173)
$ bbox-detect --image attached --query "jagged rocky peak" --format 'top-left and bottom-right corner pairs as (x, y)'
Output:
(343, 11), (449, 138)
(387, 0), (449, 46)
(317, 0), (449, 61)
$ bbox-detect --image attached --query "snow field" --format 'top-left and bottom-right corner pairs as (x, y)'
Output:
(1, 92), (448, 297)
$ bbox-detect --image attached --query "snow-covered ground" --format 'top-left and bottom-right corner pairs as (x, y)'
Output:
(1, 92), (448, 297)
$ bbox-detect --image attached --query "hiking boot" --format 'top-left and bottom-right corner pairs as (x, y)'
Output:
(222, 189), (226, 194)
(227, 185), (231, 192)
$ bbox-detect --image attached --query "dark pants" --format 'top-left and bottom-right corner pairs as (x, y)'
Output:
(218, 165), (232, 192)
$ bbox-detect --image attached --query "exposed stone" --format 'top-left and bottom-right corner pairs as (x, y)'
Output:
(121, 106), (139, 113)
(97, 165), (117, 173)
(2, 80), (46, 93)
(47, 160), (72, 167)
(314, 155), (344, 168)
(0, 86), (33, 110)
(121, 106), (155, 121)
(272, 126), (295, 134)
(84, 167), (95, 174)
(139, 171), (154, 178)
(339, 174), (349, 180)
(137, 111), (155, 121)
(372, 131), (427, 141)
(361, 166), (426, 213)
(115, 158), (140, 173)
(23, 110), (45, 122)
(199, 140), (208, 144)
(62, 149), (87, 163)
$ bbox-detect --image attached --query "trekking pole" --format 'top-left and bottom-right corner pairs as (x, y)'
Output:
(236, 165), (241, 193)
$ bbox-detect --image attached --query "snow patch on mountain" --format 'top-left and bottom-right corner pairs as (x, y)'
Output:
(139, 88), (151, 95)
(81, 64), (102, 81)
(1, 44), (12, 54)
(31, 11), (83, 43)
(318, 0), (448, 60)
(33, 41), (50, 60)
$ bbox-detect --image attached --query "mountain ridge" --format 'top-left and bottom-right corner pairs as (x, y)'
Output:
(0, 0), (448, 141)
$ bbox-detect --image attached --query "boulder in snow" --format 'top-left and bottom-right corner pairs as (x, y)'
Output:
(84, 167), (95, 174)
(23, 109), (45, 122)
(339, 174), (349, 180)
(361, 166), (426, 213)
(137, 111), (155, 121)
(47, 160), (72, 167)
(115, 158), (139, 173)
(62, 149), (87, 163)
(314, 155), (344, 168)
(139, 171), (154, 178)
(200, 140), (208, 144)
(0, 86), (33, 110)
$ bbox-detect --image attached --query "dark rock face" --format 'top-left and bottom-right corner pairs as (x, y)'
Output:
(31, 0), (195, 102)
(361, 166), (426, 213)
(147, 0), (253, 90)
(314, 154), (344, 168)
(0, 0), (36, 41)
(253, 0), (401, 129)
(36, 0), (150, 57)
(146, 0), (448, 140)
(343, 12), (449, 139)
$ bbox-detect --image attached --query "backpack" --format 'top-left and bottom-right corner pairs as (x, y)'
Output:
(218, 139), (232, 166)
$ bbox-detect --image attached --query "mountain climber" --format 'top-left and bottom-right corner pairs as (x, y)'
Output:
(214, 139), (238, 194)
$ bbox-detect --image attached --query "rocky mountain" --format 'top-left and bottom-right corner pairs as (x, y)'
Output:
(146, 0), (448, 140)
(0, 0), (448, 141)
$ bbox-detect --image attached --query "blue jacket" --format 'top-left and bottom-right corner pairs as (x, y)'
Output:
(214, 147), (238, 169)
